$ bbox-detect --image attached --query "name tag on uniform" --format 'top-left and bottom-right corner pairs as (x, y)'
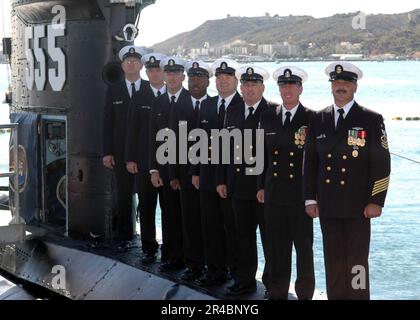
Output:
(113, 100), (123, 105)
(140, 105), (151, 110)
(201, 120), (209, 124)
(226, 126), (236, 130)
(316, 134), (326, 140)
(265, 132), (276, 136)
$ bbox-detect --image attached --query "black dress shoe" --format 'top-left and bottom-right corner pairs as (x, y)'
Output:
(141, 252), (156, 264)
(181, 268), (204, 281)
(225, 283), (257, 296)
(196, 274), (227, 287)
(159, 262), (174, 272)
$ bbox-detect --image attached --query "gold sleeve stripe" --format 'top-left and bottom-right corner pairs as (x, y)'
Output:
(373, 179), (390, 188)
(372, 186), (388, 197)
(373, 176), (390, 185)
(372, 176), (390, 196)
(373, 184), (388, 193)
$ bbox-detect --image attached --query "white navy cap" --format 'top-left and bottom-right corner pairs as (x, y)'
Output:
(141, 53), (167, 69)
(273, 66), (308, 85)
(160, 56), (186, 72)
(236, 65), (269, 82)
(212, 58), (240, 76)
(186, 60), (213, 78)
(325, 61), (363, 82)
(118, 45), (147, 61)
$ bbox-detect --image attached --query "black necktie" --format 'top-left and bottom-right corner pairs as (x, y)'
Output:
(218, 98), (226, 128)
(157, 90), (161, 97)
(170, 95), (176, 104)
(247, 106), (254, 119)
(283, 111), (291, 129)
(194, 100), (200, 123)
(336, 108), (345, 132)
(131, 83), (136, 98)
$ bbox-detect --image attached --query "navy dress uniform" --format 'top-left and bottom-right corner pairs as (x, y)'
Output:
(257, 66), (315, 300)
(149, 57), (188, 269)
(103, 45), (147, 240)
(191, 59), (243, 286)
(168, 60), (213, 280)
(218, 66), (277, 295)
(303, 62), (391, 299)
(125, 53), (166, 262)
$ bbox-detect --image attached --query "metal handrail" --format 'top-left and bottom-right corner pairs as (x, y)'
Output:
(0, 123), (20, 224)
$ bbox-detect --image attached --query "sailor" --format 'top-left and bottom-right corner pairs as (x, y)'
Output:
(257, 66), (315, 300)
(168, 60), (212, 281)
(303, 62), (391, 299)
(217, 65), (277, 295)
(103, 45), (146, 241)
(192, 58), (243, 286)
(141, 53), (167, 97)
(149, 57), (187, 271)
(125, 53), (167, 263)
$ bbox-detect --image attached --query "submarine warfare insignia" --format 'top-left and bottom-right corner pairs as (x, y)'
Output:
(348, 128), (366, 157)
(294, 126), (308, 148)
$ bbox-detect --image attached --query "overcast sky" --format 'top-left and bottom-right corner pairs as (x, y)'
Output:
(1, 0), (419, 47)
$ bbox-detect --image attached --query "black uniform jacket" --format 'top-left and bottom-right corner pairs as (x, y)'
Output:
(149, 88), (191, 182)
(217, 98), (278, 200)
(125, 82), (155, 171)
(303, 102), (391, 218)
(103, 80), (149, 160)
(257, 104), (314, 206)
(190, 92), (243, 192)
(169, 93), (211, 182)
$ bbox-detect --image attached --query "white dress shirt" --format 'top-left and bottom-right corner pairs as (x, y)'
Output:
(150, 84), (166, 98)
(125, 78), (141, 98)
(276, 104), (300, 124)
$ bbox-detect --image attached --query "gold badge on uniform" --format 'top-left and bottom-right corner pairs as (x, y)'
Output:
(294, 126), (308, 149)
(348, 128), (366, 157)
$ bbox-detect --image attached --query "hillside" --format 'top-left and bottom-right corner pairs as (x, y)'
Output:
(151, 10), (420, 57)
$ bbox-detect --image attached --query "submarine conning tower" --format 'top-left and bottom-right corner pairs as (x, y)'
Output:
(8, 0), (156, 240)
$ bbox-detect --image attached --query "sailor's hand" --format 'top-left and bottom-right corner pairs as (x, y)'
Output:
(126, 162), (138, 174)
(192, 175), (200, 190)
(257, 189), (265, 203)
(103, 155), (115, 169)
(216, 184), (228, 199)
(151, 172), (164, 188)
(170, 179), (181, 191)
(364, 203), (382, 219)
(306, 204), (320, 218)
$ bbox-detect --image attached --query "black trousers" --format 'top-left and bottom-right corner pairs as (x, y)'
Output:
(231, 198), (268, 287)
(160, 183), (183, 262)
(320, 217), (371, 300)
(200, 191), (237, 277)
(135, 170), (162, 254)
(114, 164), (134, 240)
(264, 203), (315, 300)
(179, 176), (204, 271)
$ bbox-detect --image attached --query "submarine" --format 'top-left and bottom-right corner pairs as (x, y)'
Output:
(0, 0), (275, 300)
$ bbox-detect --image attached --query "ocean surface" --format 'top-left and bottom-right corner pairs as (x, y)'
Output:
(1, 61), (420, 299)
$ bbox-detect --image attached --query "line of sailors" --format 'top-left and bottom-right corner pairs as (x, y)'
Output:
(103, 45), (391, 300)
